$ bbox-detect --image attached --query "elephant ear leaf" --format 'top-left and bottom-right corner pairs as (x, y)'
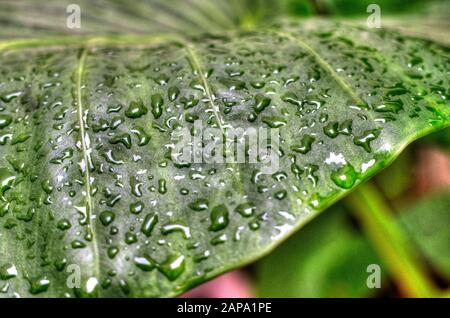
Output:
(0, 5), (449, 297)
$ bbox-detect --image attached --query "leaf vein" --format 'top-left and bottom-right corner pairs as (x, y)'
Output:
(276, 31), (365, 106)
(74, 48), (101, 287)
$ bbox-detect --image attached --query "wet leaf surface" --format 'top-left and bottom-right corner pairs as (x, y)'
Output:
(0, 21), (449, 297)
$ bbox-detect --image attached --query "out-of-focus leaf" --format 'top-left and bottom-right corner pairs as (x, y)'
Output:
(421, 128), (450, 150)
(256, 206), (384, 297)
(375, 149), (413, 200)
(320, 0), (426, 16)
(399, 191), (450, 280)
(0, 0), (272, 39)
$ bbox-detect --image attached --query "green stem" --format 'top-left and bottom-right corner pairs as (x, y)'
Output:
(345, 182), (437, 297)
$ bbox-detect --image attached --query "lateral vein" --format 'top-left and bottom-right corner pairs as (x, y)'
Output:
(276, 31), (365, 106)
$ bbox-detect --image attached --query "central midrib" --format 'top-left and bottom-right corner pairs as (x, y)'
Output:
(74, 48), (101, 288)
(182, 43), (248, 204)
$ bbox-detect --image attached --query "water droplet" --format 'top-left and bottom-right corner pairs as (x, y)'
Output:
(235, 202), (255, 217)
(323, 122), (339, 138)
(0, 263), (17, 280)
(180, 95), (199, 109)
(134, 254), (156, 271)
(282, 92), (302, 106)
(99, 211), (115, 226)
(125, 100), (148, 118)
(158, 179), (167, 194)
(158, 254), (185, 281)
(50, 148), (73, 164)
(331, 163), (358, 189)
(92, 118), (109, 132)
(71, 240), (86, 249)
(0, 168), (16, 198)
(125, 232), (138, 245)
(253, 94), (271, 113)
(161, 223), (191, 239)
(107, 105), (122, 113)
(57, 219), (71, 231)
(274, 190), (287, 200)
(353, 128), (381, 152)
(11, 133), (31, 145)
(209, 205), (229, 231)
(168, 86), (180, 101)
(188, 198), (209, 211)
(0, 91), (22, 103)
(251, 81), (265, 89)
(28, 276), (50, 295)
(210, 233), (227, 245)
(151, 94), (164, 119)
(109, 133), (132, 149)
(373, 100), (403, 114)
(141, 212), (158, 237)
(0, 115), (12, 129)
(107, 246), (119, 259)
(130, 201), (144, 214)
(131, 126), (151, 146)
(220, 78), (246, 91)
(291, 135), (315, 154)
(110, 116), (124, 130)
(261, 116), (286, 128)
(119, 279), (130, 295)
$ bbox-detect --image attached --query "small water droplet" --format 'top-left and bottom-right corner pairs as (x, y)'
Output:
(188, 198), (209, 211)
(0, 263), (17, 280)
(253, 94), (271, 113)
(158, 254), (185, 281)
(151, 94), (164, 119)
(141, 212), (158, 237)
(235, 202), (255, 217)
(130, 201), (144, 214)
(57, 219), (71, 231)
(28, 276), (50, 295)
(209, 205), (229, 231)
(0, 115), (12, 129)
(99, 211), (115, 226)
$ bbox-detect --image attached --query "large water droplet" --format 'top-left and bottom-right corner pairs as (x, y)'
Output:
(158, 254), (185, 281)
(125, 100), (148, 118)
(0, 263), (17, 280)
(209, 205), (229, 231)
(291, 135), (315, 154)
(0, 115), (12, 129)
(331, 163), (358, 189)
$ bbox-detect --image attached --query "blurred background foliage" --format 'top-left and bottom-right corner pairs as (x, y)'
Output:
(256, 204), (385, 297)
(1, 0), (449, 43)
(256, 181), (450, 297)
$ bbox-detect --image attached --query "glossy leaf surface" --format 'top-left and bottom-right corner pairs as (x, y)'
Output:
(0, 19), (449, 297)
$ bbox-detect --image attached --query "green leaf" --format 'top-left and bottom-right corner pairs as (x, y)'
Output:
(256, 205), (384, 297)
(0, 3), (449, 297)
(399, 191), (450, 280)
